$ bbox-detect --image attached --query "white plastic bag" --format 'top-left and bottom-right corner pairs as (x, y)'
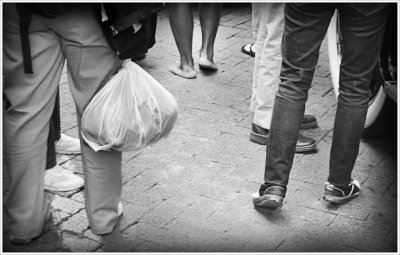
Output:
(81, 60), (178, 152)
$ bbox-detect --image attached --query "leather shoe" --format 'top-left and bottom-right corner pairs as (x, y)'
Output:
(301, 114), (318, 129)
(250, 123), (317, 153)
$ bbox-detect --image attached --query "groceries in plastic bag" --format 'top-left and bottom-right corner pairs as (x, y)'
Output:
(81, 60), (178, 152)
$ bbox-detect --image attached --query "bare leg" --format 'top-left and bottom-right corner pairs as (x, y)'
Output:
(168, 3), (197, 79)
(198, 3), (222, 71)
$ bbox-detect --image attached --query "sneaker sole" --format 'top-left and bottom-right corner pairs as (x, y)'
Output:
(295, 141), (317, 153)
(253, 195), (283, 209)
(55, 150), (81, 155)
(323, 193), (359, 204)
(250, 131), (267, 145)
(251, 132), (317, 153)
(44, 184), (83, 192)
(300, 121), (318, 129)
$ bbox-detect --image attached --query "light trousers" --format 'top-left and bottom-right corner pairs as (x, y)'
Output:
(250, 3), (285, 129)
(3, 3), (123, 239)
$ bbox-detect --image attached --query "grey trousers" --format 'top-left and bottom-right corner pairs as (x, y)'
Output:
(3, 3), (123, 238)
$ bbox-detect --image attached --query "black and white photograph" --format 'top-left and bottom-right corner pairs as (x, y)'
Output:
(2, 1), (398, 253)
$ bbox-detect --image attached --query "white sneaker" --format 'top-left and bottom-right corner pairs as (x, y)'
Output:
(55, 133), (81, 155)
(118, 202), (123, 217)
(44, 165), (84, 192)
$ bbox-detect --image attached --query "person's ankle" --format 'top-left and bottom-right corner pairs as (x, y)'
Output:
(259, 182), (286, 196)
(199, 51), (214, 63)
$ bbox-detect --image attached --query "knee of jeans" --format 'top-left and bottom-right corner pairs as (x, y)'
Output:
(338, 91), (370, 108)
(276, 84), (309, 106)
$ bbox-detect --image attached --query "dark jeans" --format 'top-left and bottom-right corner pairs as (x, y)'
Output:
(46, 89), (61, 169)
(265, 3), (389, 186)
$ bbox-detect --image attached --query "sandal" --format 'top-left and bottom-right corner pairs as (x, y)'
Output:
(241, 43), (255, 57)
(168, 64), (197, 79)
(198, 55), (218, 72)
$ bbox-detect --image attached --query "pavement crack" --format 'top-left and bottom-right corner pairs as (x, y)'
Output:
(275, 239), (285, 251)
(322, 87), (334, 97)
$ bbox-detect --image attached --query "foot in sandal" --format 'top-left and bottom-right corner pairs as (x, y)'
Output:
(198, 55), (218, 71)
(168, 63), (197, 79)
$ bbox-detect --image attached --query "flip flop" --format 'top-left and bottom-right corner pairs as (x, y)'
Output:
(168, 64), (197, 79)
(241, 43), (255, 57)
(198, 57), (218, 71)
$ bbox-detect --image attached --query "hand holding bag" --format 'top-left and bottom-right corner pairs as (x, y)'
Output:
(81, 60), (178, 152)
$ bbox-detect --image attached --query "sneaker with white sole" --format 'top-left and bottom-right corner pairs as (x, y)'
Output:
(252, 183), (287, 209)
(55, 133), (81, 155)
(117, 202), (123, 217)
(323, 179), (361, 204)
(44, 165), (84, 192)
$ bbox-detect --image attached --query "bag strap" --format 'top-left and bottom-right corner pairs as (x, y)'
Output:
(16, 3), (34, 74)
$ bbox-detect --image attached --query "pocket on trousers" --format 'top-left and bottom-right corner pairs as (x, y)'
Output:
(349, 3), (388, 16)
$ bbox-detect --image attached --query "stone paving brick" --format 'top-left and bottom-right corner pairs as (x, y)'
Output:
(284, 203), (337, 226)
(138, 201), (187, 229)
(238, 218), (292, 252)
(59, 85), (75, 106)
(290, 157), (328, 185)
(178, 197), (224, 220)
(351, 180), (397, 212)
(311, 239), (363, 252)
(134, 240), (172, 252)
(241, 238), (284, 252)
(58, 210), (89, 234)
(378, 149), (397, 169)
(308, 90), (338, 118)
(196, 161), (238, 183)
(313, 215), (364, 250)
(229, 157), (265, 183)
(124, 169), (166, 192)
(69, 191), (85, 204)
(206, 231), (253, 252)
(315, 64), (332, 79)
(357, 136), (397, 167)
(286, 182), (372, 221)
(276, 222), (327, 252)
(363, 174), (395, 195)
(338, 216), (397, 252)
(58, 232), (99, 252)
(153, 163), (204, 187)
(121, 164), (146, 185)
(51, 210), (71, 226)
(313, 131), (335, 157)
(82, 230), (101, 242)
(177, 180), (237, 202)
(51, 194), (85, 216)
(118, 202), (154, 231)
(123, 222), (176, 251)
(3, 229), (63, 252)
(121, 187), (163, 209)
(163, 217), (226, 246)
(383, 226), (398, 251)
(97, 230), (146, 252)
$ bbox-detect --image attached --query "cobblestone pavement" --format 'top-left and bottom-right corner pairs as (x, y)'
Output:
(3, 4), (397, 253)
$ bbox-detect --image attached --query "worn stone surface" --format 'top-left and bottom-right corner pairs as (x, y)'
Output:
(3, 4), (397, 253)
